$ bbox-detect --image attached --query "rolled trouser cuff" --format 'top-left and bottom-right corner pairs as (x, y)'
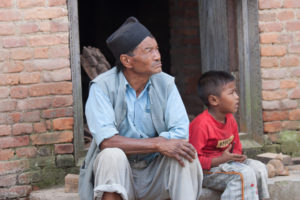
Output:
(94, 183), (128, 200)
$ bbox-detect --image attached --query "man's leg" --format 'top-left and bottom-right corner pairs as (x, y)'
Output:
(132, 155), (203, 200)
(244, 159), (270, 199)
(93, 148), (136, 200)
(203, 162), (259, 200)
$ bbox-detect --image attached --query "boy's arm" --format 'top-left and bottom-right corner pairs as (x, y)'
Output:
(211, 144), (247, 167)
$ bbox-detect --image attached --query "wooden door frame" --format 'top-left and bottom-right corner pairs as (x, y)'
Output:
(198, 0), (264, 144)
(68, 0), (85, 163)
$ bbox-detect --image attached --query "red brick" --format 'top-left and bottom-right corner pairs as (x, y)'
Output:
(29, 82), (72, 97)
(33, 122), (47, 133)
(0, 0), (13, 8)
(17, 0), (45, 8)
(284, 0), (300, 8)
(28, 58), (69, 71)
(24, 7), (67, 20)
(0, 174), (16, 187)
(280, 80), (297, 88)
(17, 97), (52, 110)
(16, 147), (37, 158)
(18, 171), (41, 184)
(261, 57), (279, 67)
(0, 149), (14, 161)
(52, 96), (73, 108)
(262, 90), (288, 100)
(3, 61), (24, 73)
(278, 10), (295, 20)
(10, 48), (33, 60)
(0, 160), (30, 176)
(12, 123), (33, 135)
(281, 99), (298, 110)
(50, 21), (68, 32)
(259, 13), (276, 21)
(0, 125), (11, 136)
(19, 23), (39, 34)
(30, 131), (73, 145)
(259, 0), (281, 9)
(28, 34), (68, 46)
(0, 74), (19, 86)
(263, 111), (289, 121)
(49, 0), (67, 6)
(52, 117), (73, 130)
(7, 113), (21, 124)
(8, 185), (31, 199)
(34, 47), (48, 59)
(282, 121), (300, 129)
(291, 68), (300, 77)
(0, 87), (9, 98)
(289, 44), (300, 54)
(0, 23), (15, 35)
(289, 109), (300, 120)
(10, 86), (28, 99)
(48, 46), (69, 58)
(42, 107), (73, 119)
(0, 113), (7, 124)
(264, 121), (281, 132)
(38, 21), (51, 32)
(286, 21), (300, 31)
(261, 45), (287, 56)
(261, 68), (287, 79)
(0, 188), (8, 199)
(0, 50), (9, 61)
(19, 72), (40, 84)
(0, 10), (22, 21)
(280, 55), (299, 67)
(3, 37), (27, 48)
(55, 143), (73, 154)
(43, 68), (71, 82)
(0, 136), (29, 149)
(23, 110), (41, 122)
(296, 33), (300, 41)
(0, 100), (17, 112)
(259, 22), (283, 32)
(290, 89), (300, 99)
(260, 33), (292, 44)
(65, 174), (78, 193)
(262, 80), (280, 90)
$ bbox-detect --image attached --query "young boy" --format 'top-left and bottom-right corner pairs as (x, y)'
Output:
(189, 71), (270, 200)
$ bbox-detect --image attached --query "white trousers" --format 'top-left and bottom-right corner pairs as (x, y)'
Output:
(93, 148), (203, 200)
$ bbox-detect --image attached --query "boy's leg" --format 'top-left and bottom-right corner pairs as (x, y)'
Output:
(203, 162), (259, 200)
(244, 159), (270, 199)
(93, 148), (136, 200)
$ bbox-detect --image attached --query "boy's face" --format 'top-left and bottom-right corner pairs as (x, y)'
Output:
(217, 81), (239, 114)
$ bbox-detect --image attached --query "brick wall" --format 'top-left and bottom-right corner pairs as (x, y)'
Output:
(259, 0), (300, 142)
(0, 0), (75, 199)
(169, 0), (203, 117)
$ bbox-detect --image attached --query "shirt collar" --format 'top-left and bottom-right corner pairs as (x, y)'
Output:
(121, 71), (152, 90)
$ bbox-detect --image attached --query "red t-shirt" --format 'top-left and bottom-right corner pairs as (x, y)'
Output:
(189, 109), (242, 170)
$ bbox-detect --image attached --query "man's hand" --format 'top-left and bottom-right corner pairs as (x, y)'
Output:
(157, 138), (196, 167)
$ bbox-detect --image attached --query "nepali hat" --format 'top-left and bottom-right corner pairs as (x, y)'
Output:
(106, 16), (152, 59)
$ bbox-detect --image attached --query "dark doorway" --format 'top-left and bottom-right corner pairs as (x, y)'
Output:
(78, 0), (171, 108)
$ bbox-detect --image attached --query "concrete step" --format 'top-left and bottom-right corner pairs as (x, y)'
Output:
(30, 166), (300, 200)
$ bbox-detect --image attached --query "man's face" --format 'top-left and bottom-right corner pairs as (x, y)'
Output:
(217, 81), (239, 114)
(129, 36), (162, 76)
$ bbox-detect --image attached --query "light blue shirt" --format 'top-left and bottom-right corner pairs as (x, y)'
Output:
(85, 72), (189, 162)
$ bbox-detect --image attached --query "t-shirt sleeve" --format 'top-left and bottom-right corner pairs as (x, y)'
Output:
(231, 115), (243, 155)
(189, 120), (212, 170)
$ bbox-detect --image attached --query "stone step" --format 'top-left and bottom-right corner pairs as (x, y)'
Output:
(30, 166), (300, 200)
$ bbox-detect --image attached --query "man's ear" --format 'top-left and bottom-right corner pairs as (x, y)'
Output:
(208, 95), (219, 106)
(120, 54), (132, 69)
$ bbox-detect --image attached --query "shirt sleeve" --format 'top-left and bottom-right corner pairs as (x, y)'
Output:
(189, 121), (212, 170)
(159, 85), (189, 140)
(231, 116), (243, 154)
(85, 83), (119, 147)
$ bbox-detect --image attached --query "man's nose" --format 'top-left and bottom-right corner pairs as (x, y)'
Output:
(153, 49), (161, 60)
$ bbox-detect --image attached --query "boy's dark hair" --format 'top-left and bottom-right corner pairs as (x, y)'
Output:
(197, 70), (235, 107)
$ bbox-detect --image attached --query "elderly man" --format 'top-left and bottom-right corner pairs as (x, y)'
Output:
(79, 16), (203, 200)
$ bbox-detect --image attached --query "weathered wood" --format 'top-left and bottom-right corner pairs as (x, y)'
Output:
(198, 0), (229, 72)
(67, 0), (85, 162)
(81, 46), (111, 80)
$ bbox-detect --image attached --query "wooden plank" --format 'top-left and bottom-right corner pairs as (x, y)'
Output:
(67, 0), (85, 162)
(198, 0), (229, 72)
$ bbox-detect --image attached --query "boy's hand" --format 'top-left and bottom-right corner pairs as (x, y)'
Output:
(223, 144), (247, 162)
